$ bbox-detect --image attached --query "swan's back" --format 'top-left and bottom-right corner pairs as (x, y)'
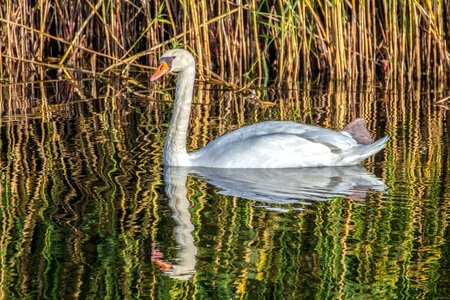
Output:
(189, 121), (387, 168)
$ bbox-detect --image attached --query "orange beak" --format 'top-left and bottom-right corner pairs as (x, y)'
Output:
(151, 61), (171, 81)
(153, 259), (172, 271)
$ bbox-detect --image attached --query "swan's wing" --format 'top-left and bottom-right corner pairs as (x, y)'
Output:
(202, 121), (358, 151)
(190, 122), (360, 167)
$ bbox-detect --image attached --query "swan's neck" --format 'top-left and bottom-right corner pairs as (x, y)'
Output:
(164, 66), (195, 166)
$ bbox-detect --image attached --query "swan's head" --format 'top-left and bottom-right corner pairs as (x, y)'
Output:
(151, 49), (195, 81)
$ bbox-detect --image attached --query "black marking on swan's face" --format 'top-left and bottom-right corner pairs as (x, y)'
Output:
(159, 56), (175, 69)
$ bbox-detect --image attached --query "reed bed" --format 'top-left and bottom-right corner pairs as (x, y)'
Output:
(0, 0), (450, 86)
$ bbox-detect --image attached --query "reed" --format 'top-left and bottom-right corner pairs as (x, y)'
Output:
(0, 1), (449, 86)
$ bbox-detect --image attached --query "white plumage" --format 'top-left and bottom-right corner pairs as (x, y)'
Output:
(151, 49), (388, 168)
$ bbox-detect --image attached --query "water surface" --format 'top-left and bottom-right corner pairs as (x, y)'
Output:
(0, 79), (449, 299)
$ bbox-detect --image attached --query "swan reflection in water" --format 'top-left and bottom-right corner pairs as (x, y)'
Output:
(152, 166), (387, 280)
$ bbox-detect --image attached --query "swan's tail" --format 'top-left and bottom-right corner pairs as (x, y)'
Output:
(342, 118), (374, 144)
(339, 136), (389, 165)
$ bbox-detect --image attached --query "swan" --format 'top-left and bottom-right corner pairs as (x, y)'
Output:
(151, 48), (388, 168)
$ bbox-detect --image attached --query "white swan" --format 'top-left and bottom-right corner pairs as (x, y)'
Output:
(151, 49), (388, 168)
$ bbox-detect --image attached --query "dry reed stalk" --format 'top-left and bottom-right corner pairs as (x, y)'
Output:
(0, 0), (449, 87)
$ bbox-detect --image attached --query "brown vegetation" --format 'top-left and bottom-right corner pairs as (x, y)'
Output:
(0, 0), (449, 86)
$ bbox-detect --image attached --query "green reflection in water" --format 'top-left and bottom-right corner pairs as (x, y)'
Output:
(0, 79), (449, 299)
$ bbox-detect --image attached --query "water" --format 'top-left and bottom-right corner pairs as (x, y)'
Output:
(0, 79), (449, 299)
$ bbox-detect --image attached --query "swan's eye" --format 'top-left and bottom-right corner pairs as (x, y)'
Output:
(160, 56), (175, 67)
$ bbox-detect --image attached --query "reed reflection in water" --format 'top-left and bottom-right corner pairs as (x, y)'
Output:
(0, 79), (449, 299)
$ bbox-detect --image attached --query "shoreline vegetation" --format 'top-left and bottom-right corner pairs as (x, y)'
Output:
(0, 4), (449, 297)
(0, 0), (449, 87)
